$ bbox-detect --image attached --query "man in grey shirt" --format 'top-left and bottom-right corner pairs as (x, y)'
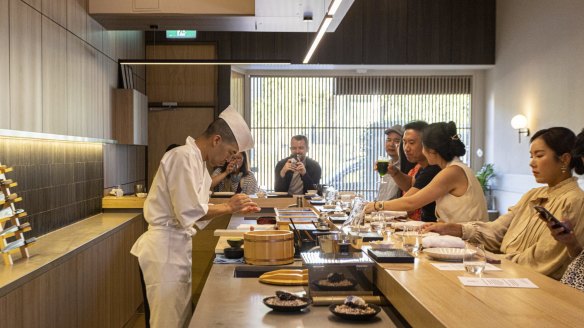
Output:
(274, 135), (322, 195)
(377, 125), (404, 201)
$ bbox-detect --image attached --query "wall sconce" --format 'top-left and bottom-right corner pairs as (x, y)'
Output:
(511, 114), (530, 143)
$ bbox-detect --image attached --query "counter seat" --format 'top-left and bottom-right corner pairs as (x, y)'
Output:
(0, 211), (142, 296)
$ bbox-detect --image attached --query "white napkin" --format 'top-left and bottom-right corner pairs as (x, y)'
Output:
(422, 235), (465, 249)
(391, 220), (426, 230)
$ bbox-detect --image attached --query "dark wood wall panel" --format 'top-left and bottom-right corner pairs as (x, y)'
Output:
(154, 0), (494, 65)
(407, 0), (452, 64)
(451, 0), (496, 64)
(316, 0), (364, 64)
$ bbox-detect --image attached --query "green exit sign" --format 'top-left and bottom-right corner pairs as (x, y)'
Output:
(166, 30), (197, 39)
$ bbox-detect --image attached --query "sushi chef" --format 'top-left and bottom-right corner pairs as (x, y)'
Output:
(131, 105), (260, 328)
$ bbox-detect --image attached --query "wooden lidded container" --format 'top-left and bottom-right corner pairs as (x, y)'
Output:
(243, 230), (294, 265)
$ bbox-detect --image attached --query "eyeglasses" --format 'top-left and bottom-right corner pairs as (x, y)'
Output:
(386, 138), (401, 144)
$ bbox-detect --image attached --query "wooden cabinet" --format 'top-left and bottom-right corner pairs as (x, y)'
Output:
(112, 89), (148, 145)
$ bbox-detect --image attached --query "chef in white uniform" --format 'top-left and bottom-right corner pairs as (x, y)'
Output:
(131, 106), (259, 328)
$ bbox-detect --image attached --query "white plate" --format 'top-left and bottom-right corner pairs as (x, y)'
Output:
(213, 192), (235, 196)
(329, 212), (347, 217)
(424, 248), (474, 261)
(369, 241), (395, 250)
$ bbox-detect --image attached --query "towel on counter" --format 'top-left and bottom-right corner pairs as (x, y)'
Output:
(213, 255), (245, 264)
(391, 220), (427, 230)
(422, 235), (465, 249)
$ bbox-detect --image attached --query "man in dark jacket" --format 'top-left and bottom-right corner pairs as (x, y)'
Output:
(274, 135), (322, 195)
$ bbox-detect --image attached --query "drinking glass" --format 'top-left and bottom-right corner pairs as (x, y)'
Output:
(402, 225), (420, 253)
(370, 212), (384, 235)
(377, 156), (389, 184)
(463, 242), (486, 275)
(257, 185), (267, 199)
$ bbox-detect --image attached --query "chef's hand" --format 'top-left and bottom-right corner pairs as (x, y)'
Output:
(295, 161), (307, 175)
(227, 194), (261, 213)
(280, 159), (296, 177)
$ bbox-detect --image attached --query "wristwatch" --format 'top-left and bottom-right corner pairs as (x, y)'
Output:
(375, 201), (384, 211)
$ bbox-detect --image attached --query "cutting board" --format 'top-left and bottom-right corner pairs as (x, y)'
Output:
(259, 269), (308, 286)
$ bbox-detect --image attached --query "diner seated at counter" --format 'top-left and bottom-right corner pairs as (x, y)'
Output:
(211, 151), (259, 195)
(424, 127), (584, 279)
(275, 135), (322, 194)
(365, 121), (488, 224)
(378, 121), (441, 221)
(544, 128), (584, 290)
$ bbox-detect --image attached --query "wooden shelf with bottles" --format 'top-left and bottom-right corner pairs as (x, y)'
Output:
(0, 165), (36, 265)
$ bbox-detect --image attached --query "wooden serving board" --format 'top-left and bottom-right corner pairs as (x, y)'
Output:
(259, 269), (308, 286)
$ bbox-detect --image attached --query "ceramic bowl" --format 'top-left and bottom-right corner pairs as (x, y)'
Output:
(227, 238), (244, 248)
(223, 247), (244, 259)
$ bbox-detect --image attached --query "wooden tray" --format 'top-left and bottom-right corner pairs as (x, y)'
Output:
(259, 269), (308, 286)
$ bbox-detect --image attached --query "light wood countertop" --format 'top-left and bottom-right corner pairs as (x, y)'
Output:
(0, 211), (143, 296)
(102, 195), (146, 209)
(375, 247), (584, 327)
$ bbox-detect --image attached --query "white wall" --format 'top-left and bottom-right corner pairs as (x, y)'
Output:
(486, 0), (584, 213)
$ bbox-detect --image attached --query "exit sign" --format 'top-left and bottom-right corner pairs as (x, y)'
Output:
(166, 30), (197, 39)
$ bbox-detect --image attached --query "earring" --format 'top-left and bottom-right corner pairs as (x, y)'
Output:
(561, 165), (567, 173)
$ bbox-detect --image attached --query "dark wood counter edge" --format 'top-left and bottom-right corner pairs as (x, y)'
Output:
(0, 211), (144, 297)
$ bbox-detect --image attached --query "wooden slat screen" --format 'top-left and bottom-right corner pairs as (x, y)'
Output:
(249, 75), (472, 199)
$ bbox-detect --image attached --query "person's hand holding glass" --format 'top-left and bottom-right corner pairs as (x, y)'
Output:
(376, 156), (390, 184)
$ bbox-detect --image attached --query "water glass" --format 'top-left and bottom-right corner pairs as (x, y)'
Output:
(463, 242), (486, 275)
(257, 185), (267, 199)
(370, 212), (384, 235)
(402, 225), (420, 252)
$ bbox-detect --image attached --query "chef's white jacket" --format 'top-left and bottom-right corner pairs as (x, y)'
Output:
(131, 136), (212, 328)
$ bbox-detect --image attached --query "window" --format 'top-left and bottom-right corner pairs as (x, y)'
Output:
(249, 75), (472, 199)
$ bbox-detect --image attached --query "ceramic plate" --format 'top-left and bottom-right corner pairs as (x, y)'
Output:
(329, 304), (381, 321)
(424, 247), (474, 261)
(262, 296), (312, 312)
(213, 191), (235, 196)
(312, 278), (357, 291)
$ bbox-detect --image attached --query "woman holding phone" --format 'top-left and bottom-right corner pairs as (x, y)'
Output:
(425, 127), (584, 279)
(211, 151), (259, 195)
(545, 128), (584, 290)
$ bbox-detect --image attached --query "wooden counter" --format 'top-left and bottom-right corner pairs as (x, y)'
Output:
(102, 195), (146, 209)
(190, 212), (398, 327)
(375, 249), (584, 327)
(0, 212), (146, 327)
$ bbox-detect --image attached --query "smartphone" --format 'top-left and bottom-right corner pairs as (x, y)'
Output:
(533, 205), (570, 233)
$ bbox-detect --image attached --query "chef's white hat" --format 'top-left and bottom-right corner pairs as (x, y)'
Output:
(219, 105), (254, 151)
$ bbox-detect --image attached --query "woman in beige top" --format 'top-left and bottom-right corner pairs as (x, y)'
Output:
(425, 127), (584, 279)
(365, 121), (488, 223)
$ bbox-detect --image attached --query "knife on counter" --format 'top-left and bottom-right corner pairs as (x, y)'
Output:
(1, 237), (37, 253)
(0, 222), (31, 237)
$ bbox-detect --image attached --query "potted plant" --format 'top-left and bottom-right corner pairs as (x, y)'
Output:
(476, 164), (496, 210)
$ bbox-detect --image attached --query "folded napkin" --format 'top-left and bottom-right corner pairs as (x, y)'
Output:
(213, 255), (245, 264)
(422, 235), (465, 249)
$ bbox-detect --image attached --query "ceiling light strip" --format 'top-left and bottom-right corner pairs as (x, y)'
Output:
(303, 15), (333, 64)
(119, 59), (291, 66)
(328, 0), (344, 16)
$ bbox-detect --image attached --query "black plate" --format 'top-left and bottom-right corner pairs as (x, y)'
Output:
(312, 278), (357, 291)
(329, 303), (381, 321)
(262, 296), (312, 312)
